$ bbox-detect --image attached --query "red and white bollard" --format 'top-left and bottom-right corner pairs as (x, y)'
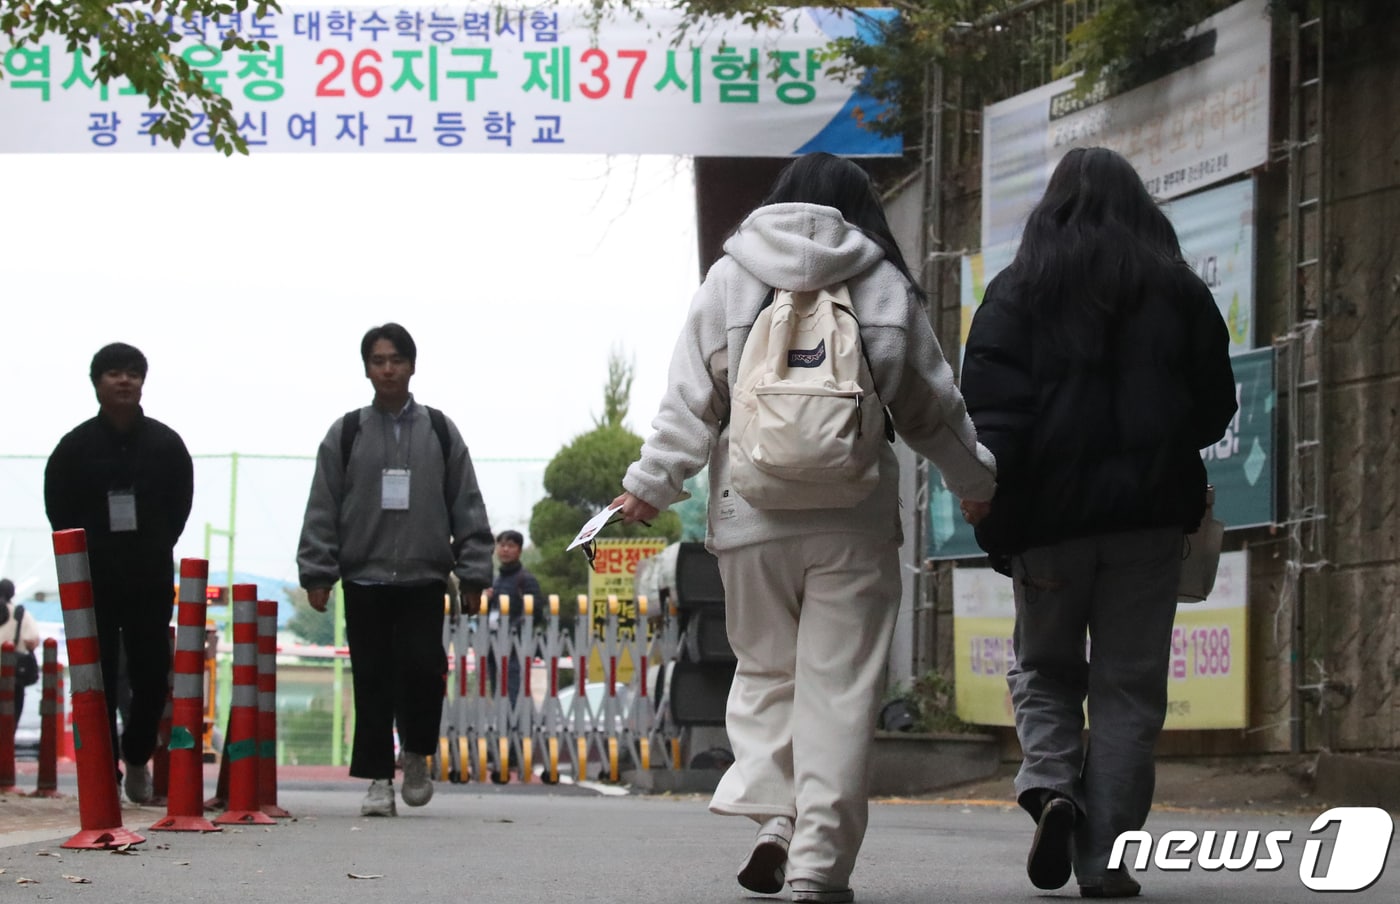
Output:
(31, 639), (62, 798)
(258, 598), (290, 818)
(214, 583), (274, 825)
(150, 559), (219, 832)
(52, 528), (145, 849)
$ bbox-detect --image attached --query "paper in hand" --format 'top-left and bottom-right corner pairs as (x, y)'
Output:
(567, 503), (624, 551)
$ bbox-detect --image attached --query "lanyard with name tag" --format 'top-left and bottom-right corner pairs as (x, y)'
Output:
(381, 469), (412, 510)
(108, 490), (138, 532)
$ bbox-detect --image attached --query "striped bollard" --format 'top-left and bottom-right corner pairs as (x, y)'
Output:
(52, 528), (145, 849)
(0, 643), (15, 791)
(151, 559), (219, 832)
(215, 584), (275, 824)
(31, 639), (62, 797)
(258, 599), (289, 818)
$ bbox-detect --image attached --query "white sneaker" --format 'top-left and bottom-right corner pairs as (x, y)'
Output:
(123, 762), (152, 804)
(737, 815), (793, 894)
(360, 779), (397, 817)
(790, 880), (854, 904)
(401, 752), (434, 807)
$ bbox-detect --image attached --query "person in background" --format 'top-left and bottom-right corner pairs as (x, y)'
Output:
(43, 343), (194, 804)
(0, 578), (41, 721)
(611, 153), (997, 904)
(960, 146), (1238, 899)
(484, 529), (543, 707)
(298, 322), (494, 817)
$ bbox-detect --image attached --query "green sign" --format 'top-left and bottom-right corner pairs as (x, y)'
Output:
(928, 346), (1276, 559)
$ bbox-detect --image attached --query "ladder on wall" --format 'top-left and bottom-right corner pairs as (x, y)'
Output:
(1273, 5), (1328, 753)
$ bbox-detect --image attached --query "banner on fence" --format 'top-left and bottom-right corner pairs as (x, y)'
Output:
(0, 5), (901, 155)
(586, 536), (667, 682)
(952, 551), (1249, 729)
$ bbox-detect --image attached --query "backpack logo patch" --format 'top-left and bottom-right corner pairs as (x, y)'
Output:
(787, 339), (826, 369)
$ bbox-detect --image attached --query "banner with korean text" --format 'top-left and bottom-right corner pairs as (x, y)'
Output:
(980, 0), (1269, 249)
(0, 5), (901, 155)
(586, 537), (667, 683)
(952, 551), (1249, 729)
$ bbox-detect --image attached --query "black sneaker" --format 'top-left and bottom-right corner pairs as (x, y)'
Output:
(1027, 796), (1075, 889)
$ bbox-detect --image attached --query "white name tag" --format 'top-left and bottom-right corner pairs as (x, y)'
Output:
(108, 490), (138, 532)
(381, 469), (411, 510)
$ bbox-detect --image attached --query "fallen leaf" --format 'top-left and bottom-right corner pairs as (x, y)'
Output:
(173, 861), (191, 867)
(16, 877), (38, 885)
(347, 873), (384, 880)
(62, 875), (92, 884)
(36, 851), (60, 858)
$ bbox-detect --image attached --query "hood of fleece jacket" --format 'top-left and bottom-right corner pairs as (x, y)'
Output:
(722, 202), (887, 292)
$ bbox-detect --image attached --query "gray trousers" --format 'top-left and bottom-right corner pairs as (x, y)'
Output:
(1007, 527), (1181, 881)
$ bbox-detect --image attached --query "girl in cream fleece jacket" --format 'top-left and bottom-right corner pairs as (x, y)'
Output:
(613, 154), (995, 904)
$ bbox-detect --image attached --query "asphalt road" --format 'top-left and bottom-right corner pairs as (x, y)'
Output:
(1, 779), (1397, 903)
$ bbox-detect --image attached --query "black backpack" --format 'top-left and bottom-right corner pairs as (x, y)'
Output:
(12, 605), (39, 687)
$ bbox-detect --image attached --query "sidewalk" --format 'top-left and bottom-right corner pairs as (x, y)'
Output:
(0, 753), (1327, 847)
(2, 762), (1394, 904)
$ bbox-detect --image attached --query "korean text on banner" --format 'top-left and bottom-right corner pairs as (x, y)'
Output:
(0, 6), (902, 156)
(952, 552), (1249, 730)
(586, 537), (667, 683)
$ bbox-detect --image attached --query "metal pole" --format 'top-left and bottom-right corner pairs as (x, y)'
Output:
(332, 582), (346, 767)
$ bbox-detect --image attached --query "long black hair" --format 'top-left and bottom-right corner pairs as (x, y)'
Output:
(759, 152), (926, 300)
(1009, 147), (1185, 350)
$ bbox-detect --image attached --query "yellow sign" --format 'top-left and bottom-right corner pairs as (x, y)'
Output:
(586, 537), (668, 683)
(952, 551), (1249, 730)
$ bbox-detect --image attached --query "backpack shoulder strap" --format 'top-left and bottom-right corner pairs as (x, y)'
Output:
(13, 605), (22, 629)
(339, 409), (361, 471)
(424, 406), (452, 466)
(831, 290), (897, 444)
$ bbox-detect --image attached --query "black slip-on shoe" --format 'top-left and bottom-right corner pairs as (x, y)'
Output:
(1027, 796), (1076, 890)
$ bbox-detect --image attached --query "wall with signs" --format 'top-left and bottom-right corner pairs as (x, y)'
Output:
(979, 0), (1270, 250)
(0, 5), (901, 155)
(952, 551), (1249, 730)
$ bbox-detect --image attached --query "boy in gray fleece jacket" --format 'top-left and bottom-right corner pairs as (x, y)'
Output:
(612, 154), (996, 903)
(298, 322), (493, 817)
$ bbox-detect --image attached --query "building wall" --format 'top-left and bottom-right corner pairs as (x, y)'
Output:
(931, 3), (1400, 754)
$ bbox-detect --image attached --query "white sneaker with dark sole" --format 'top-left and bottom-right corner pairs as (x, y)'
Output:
(790, 879), (855, 903)
(737, 815), (793, 894)
(360, 779), (397, 817)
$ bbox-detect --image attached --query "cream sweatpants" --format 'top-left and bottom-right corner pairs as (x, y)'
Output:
(709, 532), (903, 888)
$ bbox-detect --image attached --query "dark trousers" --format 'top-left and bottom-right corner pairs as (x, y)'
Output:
(91, 570), (174, 769)
(343, 582), (447, 780)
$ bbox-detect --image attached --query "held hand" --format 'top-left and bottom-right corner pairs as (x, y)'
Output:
(960, 499), (992, 526)
(610, 491), (659, 525)
(307, 587), (331, 613)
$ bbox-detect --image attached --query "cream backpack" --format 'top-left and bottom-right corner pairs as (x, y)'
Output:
(729, 284), (887, 510)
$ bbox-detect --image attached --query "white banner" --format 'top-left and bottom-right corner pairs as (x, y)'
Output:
(961, 177), (1258, 358)
(981, 0), (1270, 248)
(0, 5), (902, 155)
